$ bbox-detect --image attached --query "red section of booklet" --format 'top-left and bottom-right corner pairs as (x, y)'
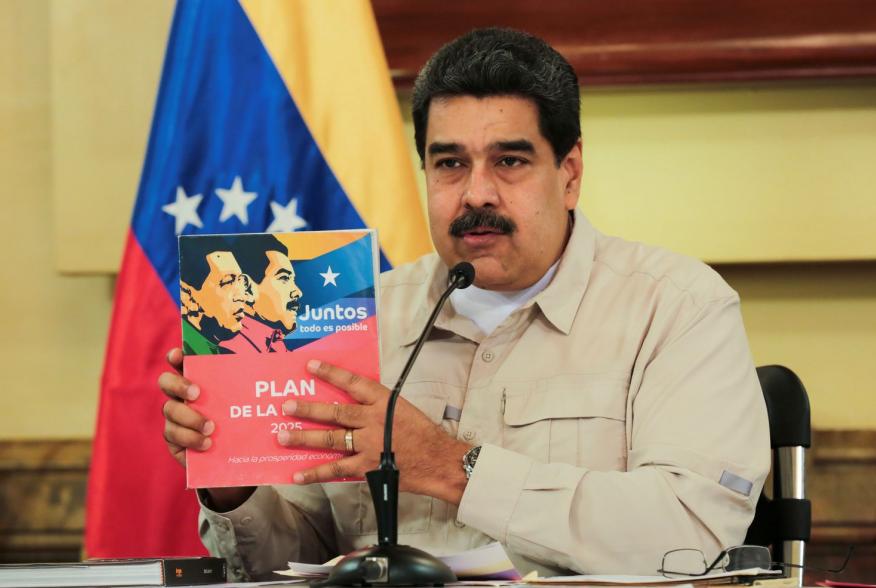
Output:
(185, 316), (378, 488)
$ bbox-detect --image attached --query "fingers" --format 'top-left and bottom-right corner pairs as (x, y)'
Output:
(163, 398), (214, 436)
(163, 401), (213, 447)
(306, 360), (384, 404)
(166, 347), (184, 374)
(277, 427), (353, 453)
(283, 399), (367, 428)
(160, 350), (208, 467)
(163, 417), (211, 454)
(166, 440), (187, 467)
(163, 398), (213, 467)
(158, 370), (199, 402)
(292, 456), (362, 485)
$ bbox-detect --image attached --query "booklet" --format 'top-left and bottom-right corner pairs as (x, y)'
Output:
(179, 229), (380, 488)
(0, 557), (226, 587)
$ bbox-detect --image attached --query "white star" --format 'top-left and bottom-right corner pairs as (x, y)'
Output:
(215, 176), (257, 224)
(320, 266), (340, 287)
(266, 198), (307, 232)
(162, 187), (203, 234)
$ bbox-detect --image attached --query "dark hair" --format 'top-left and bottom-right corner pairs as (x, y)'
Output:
(412, 27), (580, 166)
(231, 234), (288, 283)
(179, 235), (236, 289)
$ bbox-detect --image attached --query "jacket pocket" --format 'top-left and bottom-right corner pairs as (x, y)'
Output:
(502, 374), (628, 470)
(325, 383), (447, 537)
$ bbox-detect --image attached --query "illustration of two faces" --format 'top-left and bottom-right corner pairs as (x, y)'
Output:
(180, 234), (301, 355)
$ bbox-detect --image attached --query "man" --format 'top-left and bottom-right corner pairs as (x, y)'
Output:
(160, 28), (769, 579)
(179, 237), (248, 355)
(221, 235), (302, 353)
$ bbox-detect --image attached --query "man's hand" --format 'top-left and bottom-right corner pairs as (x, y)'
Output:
(158, 348), (254, 511)
(279, 360), (471, 506)
(158, 348), (214, 466)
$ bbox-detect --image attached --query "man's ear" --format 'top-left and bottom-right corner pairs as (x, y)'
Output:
(180, 281), (203, 319)
(561, 139), (583, 210)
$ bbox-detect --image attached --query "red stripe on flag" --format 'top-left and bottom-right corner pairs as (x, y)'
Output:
(86, 231), (206, 557)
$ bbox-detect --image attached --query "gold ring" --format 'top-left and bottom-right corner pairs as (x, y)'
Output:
(344, 429), (354, 453)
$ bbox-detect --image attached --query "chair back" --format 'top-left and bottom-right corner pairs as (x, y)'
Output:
(744, 365), (812, 587)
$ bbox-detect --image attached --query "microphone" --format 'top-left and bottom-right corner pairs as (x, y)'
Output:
(449, 261), (475, 289)
(323, 262), (475, 587)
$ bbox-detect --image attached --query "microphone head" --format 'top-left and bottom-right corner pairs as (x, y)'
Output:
(449, 262), (475, 289)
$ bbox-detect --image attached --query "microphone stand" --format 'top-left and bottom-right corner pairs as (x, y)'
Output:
(320, 262), (475, 587)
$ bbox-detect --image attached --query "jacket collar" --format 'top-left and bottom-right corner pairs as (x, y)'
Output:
(399, 208), (596, 344)
(531, 208), (596, 335)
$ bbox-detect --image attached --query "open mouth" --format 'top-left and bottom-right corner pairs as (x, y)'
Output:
(287, 297), (300, 313)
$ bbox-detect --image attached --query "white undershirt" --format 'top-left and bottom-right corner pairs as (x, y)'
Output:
(450, 261), (559, 335)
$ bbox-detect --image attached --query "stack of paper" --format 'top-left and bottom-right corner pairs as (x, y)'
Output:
(277, 542), (521, 583)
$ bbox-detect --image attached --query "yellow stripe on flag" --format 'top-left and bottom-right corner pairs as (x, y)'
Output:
(240, 0), (432, 267)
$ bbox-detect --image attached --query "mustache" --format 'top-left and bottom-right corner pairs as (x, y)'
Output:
(449, 208), (516, 237)
(286, 297), (300, 312)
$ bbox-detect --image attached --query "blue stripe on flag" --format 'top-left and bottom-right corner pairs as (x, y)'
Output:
(132, 0), (389, 306)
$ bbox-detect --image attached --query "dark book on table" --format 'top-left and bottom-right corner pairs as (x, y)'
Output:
(0, 557), (226, 587)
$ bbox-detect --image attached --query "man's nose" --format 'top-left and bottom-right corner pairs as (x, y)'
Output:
(232, 278), (247, 301)
(461, 163), (499, 209)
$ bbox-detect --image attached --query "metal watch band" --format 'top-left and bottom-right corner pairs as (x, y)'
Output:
(462, 445), (482, 479)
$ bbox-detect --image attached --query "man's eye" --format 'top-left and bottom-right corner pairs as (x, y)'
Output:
(219, 277), (234, 287)
(277, 275), (289, 283)
(435, 159), (462, 169)
(498, 156), (526, 167)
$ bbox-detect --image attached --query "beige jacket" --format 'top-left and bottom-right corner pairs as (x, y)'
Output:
(200, 211), (770, 580)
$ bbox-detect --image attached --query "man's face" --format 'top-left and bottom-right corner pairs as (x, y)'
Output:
(253, 250), (302, 332)
(424, 95), (582, 291)
(194, 251), (247, 333)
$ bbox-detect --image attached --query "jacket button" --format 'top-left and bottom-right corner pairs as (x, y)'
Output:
(462, 430), (475, 441)
(481, 351), (494, 362)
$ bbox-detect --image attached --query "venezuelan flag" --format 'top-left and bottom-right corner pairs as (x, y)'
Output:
(86, 0), (431, 557)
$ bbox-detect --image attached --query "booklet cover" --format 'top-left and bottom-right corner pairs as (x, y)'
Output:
(179, 230), (380, 488)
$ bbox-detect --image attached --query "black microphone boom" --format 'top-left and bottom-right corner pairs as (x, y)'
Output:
(381, 262), (474, 464)
(321, 262), (475, 587)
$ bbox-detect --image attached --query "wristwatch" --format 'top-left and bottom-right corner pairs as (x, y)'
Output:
(462, 445), (481, 479)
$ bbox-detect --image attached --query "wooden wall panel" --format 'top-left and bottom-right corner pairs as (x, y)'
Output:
(372, 0), (876, 86)
(0, 440), (90, 562)
(807, 430), (876, 584)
